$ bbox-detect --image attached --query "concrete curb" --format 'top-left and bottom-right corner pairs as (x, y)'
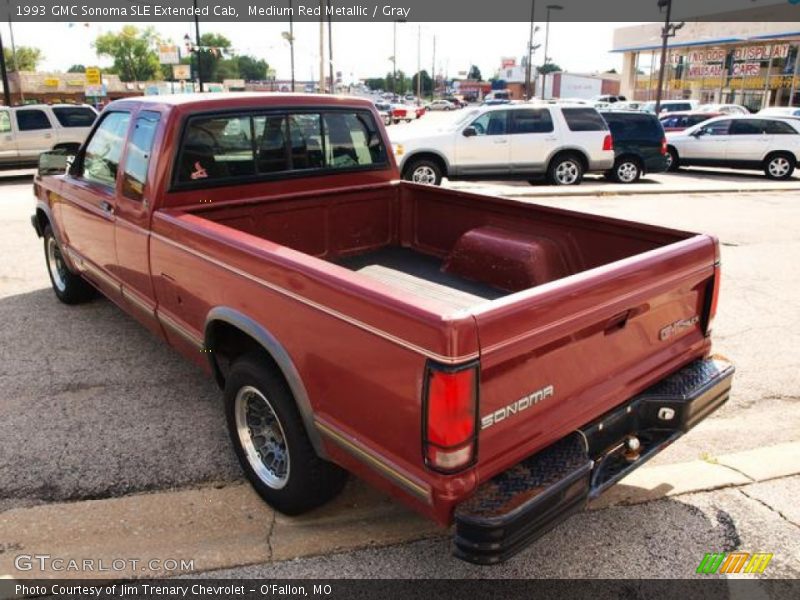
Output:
(501, 186), (800, 199)
(1, 442), (797, 579)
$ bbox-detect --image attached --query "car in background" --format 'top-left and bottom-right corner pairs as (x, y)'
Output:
(391, 103), (614, 186)
(757, 106), (800, 118)
(389, 104), (414, 124)
(642, 99), (699, 114)
(600, 110), (667, 183)
(426, 99), (456, 111)
(0, 103), (97, 169)
(665, 115), (800, 179)
(483, 90), (511, 105)
(698, 103), (749, 115)
(593, 94), (627, 104)
(659, 110), (722, 132)
(443, 95), (467, 108)
(615, 101), (646, 111)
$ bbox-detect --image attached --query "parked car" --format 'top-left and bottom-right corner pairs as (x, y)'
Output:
(642, 99), (699, 114)
(373, 101), (393, 126)
(615, 101), (646, 111)
(757, 106), (800, 118)
(32, 92), (733, 565)
(593, 94), (627, 104)
(443, 96), (468, 108)
(600, 110), (667, 183)
(413, 105), (426, 119)
(665, 115), (800, 179)
(390, 104), (413, 124)
(659, 110), (722, 132)
(697, 103), (749, 115)
(392, 104), (615, 186)
(0, 103), (97, 169)
(483, 91), (511, 105)
(426, 99), (456, 111)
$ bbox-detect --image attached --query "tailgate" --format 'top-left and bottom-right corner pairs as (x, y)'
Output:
(471, 234), (718, 480)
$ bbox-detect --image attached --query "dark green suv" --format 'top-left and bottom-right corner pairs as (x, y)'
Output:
(600, 111), (668, 183)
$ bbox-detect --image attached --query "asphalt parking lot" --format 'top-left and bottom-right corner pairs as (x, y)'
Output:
(1, 167), (799, 579)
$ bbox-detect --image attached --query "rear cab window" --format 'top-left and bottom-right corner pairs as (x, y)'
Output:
(122, 111), (161, 200)
(603, 113), (662, 141)
(561, 108), (608, 132)
(175, 108), (387, 186)
(52, 106), (97, 128)
(0, 110), (10, 133)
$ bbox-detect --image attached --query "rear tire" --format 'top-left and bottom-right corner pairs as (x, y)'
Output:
(609, 157), (642, 183)
(665, 147), (680, 172)
(403, 158), (443, 186)
(225, 353), (347, 515)
(43, 225), (95, 304)
(547, 154), (584, 185)
(764, 152), (795, 180)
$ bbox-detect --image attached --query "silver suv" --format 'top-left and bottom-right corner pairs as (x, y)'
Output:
(391, 103), (615, 186)
(0, 104), (97, 169)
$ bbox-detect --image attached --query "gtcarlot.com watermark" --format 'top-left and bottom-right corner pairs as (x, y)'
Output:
(14, 554), (195, 574)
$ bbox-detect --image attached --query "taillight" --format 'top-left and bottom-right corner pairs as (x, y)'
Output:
(423, 361), (479, 473)
(602, 134), (614, 152)
(704, 262), (721, 336)
(661, 137), (668, 155)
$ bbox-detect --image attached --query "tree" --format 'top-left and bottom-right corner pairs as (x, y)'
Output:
(537, 63), (561, 75)
(94, 26), (162, 81)
(196, 33), (233, 82)
(67, 64), (86, 73)
(236, 55), (268, 81)
(364, 77), (386, 92)
(604, 68), (618, 74)
(411, 70), (432, 96)
(3, 46), (43, 71)
(467, 65), (482, 81)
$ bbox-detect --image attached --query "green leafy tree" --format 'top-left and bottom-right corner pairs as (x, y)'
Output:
(235, 55), (269, 81)
(537, 62), (562, 75)
(67, 64), (86, 73)
(364, 77), (386, 92)
(411, 70), (432, 96)
(3, 46), (43, 71)
(94, 26), (162, 81)
(467, 65), (482, 81)
(196, 33), (232, 82)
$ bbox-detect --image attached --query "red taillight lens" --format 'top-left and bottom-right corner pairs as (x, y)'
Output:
(423, 362), (478, 472)
(661, 137), (668, 155)
(705, 263), (721, 336)
(602, 134), (614, 152)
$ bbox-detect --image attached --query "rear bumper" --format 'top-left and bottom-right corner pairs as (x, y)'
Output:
(453, 356), (734, 565)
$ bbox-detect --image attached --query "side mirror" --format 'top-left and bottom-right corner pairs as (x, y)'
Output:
(463, 126), (477, 137)
(37, 149), (73, 177)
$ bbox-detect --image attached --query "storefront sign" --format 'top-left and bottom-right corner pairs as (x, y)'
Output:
(43, 78), (60, 87)
(158, 45), (180, 65)
(172, 64), (191, 80)
(732, 62), (762, 77)
(733, 43), (790, 61)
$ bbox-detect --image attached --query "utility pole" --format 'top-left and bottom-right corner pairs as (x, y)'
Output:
(288, 0), (295, 92)
(541, 4), (562, 100)
(319, 0), (325, 92)
(192, 0), (203, 91)
(416, 25), (421, 103)
(327, 0), (334, 93)
(654, 0), (684, 114)
(392, 20), (397, 95)
(525, 0), (535, 99)
(431, 35), (436, 100)
(0, 31), (10, 105)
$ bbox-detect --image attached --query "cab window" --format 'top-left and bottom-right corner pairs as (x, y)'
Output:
(16, 109), (52, 131)
(470, 111), (508, 135)
(122, 111), (161, 201)
(511, 109), (553, 134)
(78, 111), (131, 187)
(698, 120), (731, 136)
(0, 111), (10, 133)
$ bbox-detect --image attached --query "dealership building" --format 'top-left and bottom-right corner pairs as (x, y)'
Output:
(613, 21), (800, 110)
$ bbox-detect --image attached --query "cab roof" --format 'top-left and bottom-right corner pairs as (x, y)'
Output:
(106, 92), (376, 113)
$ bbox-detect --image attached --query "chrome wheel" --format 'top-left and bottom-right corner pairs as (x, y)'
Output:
(412, 165), (438, 185)
(554, 159), (580, 185)
(616, 161), (639, 183)
(46, 236), (67, 293)
(768, 156), (791, 178)
(664, 151), (673, 170)
(235, 385), (290, 489)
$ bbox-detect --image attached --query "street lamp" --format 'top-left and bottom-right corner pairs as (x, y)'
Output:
(654, 0), (685, 114)
(524, 1), (541, 100)
(192, 0), (203, 91)
(0, 31), (10, 106)
(282, 0), (295, 92)
(540, 4), (562, 100)
(392, 19), (406, 96)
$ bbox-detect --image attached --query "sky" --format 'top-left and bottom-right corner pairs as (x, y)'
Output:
(3, 21), (630, 82)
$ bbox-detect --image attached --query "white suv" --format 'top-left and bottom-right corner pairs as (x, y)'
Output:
(0, 104), (97, 170)
(665, 115), (800, 179)
(391, 104), (614, 186)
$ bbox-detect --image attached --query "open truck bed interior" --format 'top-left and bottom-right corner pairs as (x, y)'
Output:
(183, 183), (693, 311)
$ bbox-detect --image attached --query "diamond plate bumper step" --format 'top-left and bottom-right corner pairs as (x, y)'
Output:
(453, 357), (735, 565)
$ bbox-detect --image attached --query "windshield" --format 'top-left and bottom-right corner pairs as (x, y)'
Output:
(451, 109), (481, 129)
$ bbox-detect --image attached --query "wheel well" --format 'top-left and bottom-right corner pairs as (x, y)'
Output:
(616, 153), (642, 167)
(403, 152), (448, 177)
(764, 150), (794, 164)
(35, 208), (50, 237)
(667, 144), (679, 156)
(206, 321), (282, 389)
(548, 149), (588, 172)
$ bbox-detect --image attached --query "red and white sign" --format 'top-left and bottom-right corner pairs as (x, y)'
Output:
(501, 57), (516, 68)
(732, 62), (762, 77)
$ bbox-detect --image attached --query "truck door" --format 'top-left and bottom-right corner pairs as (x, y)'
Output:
(58, 110), (131, 300)
(13, 108), (56, 161)
(0, 109), (18, 166)
(454, 110), (511, 175)
(114, 109), (163, 335)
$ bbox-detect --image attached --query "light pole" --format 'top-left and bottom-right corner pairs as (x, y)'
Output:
(524, 0), (538, 100)
(193, 0), (203, 91)
(654, 0), (685, 114)
(327, 0), (334, 93)
(392, 20), (398, 95)
(540, 4), (562, 100)
(282, 0), (295, 92)
(0, 31), (10, 106)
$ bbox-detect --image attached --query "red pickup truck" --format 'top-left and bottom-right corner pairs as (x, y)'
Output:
(32, 93), (734, 564)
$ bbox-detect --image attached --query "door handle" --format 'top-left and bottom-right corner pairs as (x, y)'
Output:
(43, 133), (52, 139)
(3, 135), (11, 142)
(99, 200), (114, 215)
(545, 136), (557, 141)
(493, 139), (508, 144)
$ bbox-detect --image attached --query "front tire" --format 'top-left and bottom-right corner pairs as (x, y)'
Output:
(43, 225), (95, 304)
(764, 153), (795, 180)
(403, 158), (443, 186)
(225, 354), (347, 515)
(547, 154), (584, 185)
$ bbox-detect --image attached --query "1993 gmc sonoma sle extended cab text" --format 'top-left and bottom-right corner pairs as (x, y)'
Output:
(32, 94), (734, 564)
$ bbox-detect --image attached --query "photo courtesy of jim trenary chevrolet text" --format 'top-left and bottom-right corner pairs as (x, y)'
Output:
(0, 0), (799, 597)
